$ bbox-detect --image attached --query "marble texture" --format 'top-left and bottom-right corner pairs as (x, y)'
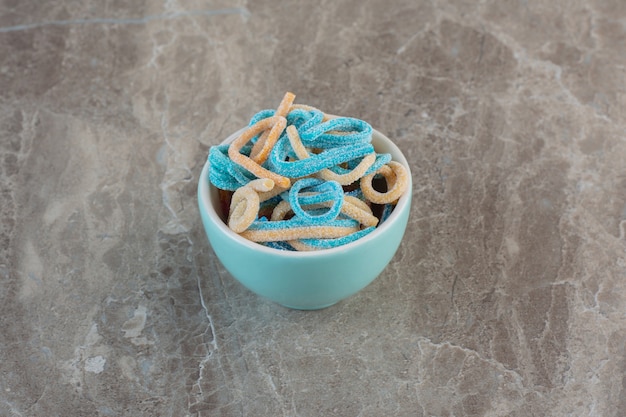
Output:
(1, 0), (625, 416)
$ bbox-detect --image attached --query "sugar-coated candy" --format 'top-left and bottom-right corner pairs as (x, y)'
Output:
(207, 92), (410, 251)
(286, 125), (376, 186)
(240, 218), (360, 242)
(288, 178), (344, 224)
(289, 227), (376, 251)
(360, 161), (409, 205)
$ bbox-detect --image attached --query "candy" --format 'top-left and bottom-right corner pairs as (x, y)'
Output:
(288, 178), (343, 224)
(286, 125), (376, 186)
(289, 227), (376, 251)
(228, 179), (275, 233)
(270, 193), (378, 228)
(207, 92), (410, 251)
(228, 116), (291, 189)
(228, 186), (259, 233)
(360, 161), (409, 205)
(240, 218), (360, 242)
(250, 92), (296, 164)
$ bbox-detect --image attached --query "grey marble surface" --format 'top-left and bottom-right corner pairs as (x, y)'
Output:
(1, 1), (626, 416)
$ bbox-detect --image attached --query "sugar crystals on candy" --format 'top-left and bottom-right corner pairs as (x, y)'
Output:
(208, 92), (409, 251)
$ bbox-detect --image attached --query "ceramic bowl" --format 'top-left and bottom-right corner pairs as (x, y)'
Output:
(197, 127), (412, 310)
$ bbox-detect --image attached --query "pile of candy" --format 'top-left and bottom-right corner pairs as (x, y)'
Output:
(208, 92), (409, 251)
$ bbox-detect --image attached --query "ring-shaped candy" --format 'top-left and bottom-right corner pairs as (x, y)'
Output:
(270, 200), (343, 222)
(248, 109), (276, 126)
(227, 179), (275, 233)
(380, 203), (394, 224)
(269, 194), (377, 227)
(289, 181), (339, 205)
(289, 178), (343, 224)
(362, 153), (392, 176)
(270, 200), (292, 221)
(228, 186), (261, 233)
(246, 178), (275, 192)
(294, 109), (325, 132)
(296, 190), (337, 206)
(360, 161), (409, 205)
(324, 152), (391, 178)
(263, 240), (296, 251)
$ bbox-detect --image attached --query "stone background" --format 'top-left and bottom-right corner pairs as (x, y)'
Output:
(1, 1), (625, 416)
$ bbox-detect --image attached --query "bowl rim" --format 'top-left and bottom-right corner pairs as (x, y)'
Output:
(198, 125), (412, 257)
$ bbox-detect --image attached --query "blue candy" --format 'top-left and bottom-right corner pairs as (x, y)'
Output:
(268, 136), (375, 178)
(247, 217), (359, 231)
(263, 240), (296, 251)
(380, 204), (394, 224)
(207, 99), (393, 251)
(249, 109), (276, 126)
(363, 153), (392, 176)
(288, 178), (344, 224)
(209, 145), (255, 190)
(290, 109), (324, 132)
(299, 117), (372, 148)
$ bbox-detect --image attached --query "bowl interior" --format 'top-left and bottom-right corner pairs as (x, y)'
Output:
(199, 126), (412, 257)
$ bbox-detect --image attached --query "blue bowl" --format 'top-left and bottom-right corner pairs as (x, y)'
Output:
(197, 127), (412, 310)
